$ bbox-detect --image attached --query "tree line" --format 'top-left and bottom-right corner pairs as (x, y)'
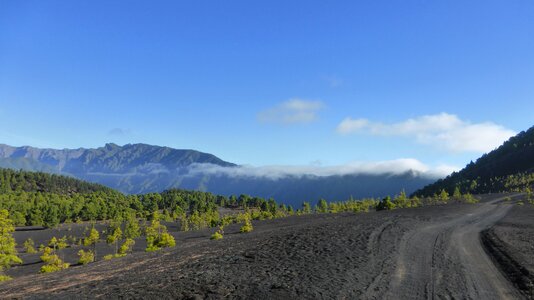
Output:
(414, 126), (534, 197)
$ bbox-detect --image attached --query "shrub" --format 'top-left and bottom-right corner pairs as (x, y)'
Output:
(77, 250), (94, 265)
(103, 254), (114, 261)
(240, 216), (253, 233)
(409, 196), (422, 208)
(393, 191), (409, 208)
(302, 202), (312, 214)
(211, 231), (223, 240)
(464, 193), (479, 204)
(439, 189), (450, 203)
(23, 238), (37, 254)
(48, 237), (58, 250)
(40, 262), (69, 273)
(0, 275), (12, 282)
(106, 226), (123, 255)
(376, 196), (396, 211)
(40, 247), (69, 273)
(124, 215), (141, 239)
(145, 217), (176, 252)
(0, 210), (22, 279)
(83, 227), (100, 261)
(211, 226), (224, 240)
(118, 238), (135, 256)
(317, 199), (329, 213)
(159, 233), (176, 247)
(240, 222), (253, 233)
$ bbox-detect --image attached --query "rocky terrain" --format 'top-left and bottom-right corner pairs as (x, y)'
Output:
(0, 194), (532, 299)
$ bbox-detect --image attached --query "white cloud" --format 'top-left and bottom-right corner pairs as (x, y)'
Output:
(258, 99), (324, 124)
(336, 113), (516, 153)
(186, 159), (458, 180)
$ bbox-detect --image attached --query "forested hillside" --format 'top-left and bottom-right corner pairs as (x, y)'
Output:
(0, 168), (299, 228)
(414, 126), (534, 196)
(0, 168), (112, 194)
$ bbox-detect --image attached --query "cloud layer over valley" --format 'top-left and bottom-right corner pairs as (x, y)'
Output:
(186, 159), (459, 180)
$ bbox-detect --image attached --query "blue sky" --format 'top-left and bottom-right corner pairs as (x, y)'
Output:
(1, 1), (533, 176)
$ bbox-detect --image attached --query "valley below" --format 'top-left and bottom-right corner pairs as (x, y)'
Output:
(0, 194), (532, 299)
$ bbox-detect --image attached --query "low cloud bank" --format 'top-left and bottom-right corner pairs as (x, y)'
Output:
(186, 159), (459, 180)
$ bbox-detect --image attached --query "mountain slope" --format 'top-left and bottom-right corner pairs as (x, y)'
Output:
(0, 143), (235, 174)
(0, 168), (113, 195)
(414, 125), (534, 196)
(0, 143), (435, 205)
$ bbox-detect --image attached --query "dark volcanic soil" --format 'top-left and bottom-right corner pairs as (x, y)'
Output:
(0, 194), (532, 299)
(482, 204), (534, 299)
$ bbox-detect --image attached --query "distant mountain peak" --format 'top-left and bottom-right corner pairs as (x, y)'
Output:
(0, 143), (236, 173)
(0, 142), (433, 204)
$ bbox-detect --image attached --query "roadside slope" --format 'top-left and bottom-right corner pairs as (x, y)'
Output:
(482, 203), (534, 299)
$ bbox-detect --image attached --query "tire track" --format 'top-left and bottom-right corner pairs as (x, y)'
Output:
(386, 196), (524, 299)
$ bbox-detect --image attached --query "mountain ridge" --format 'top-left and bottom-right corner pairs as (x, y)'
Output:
(0, 143), (236, 173)
(0, 143), (435, 206)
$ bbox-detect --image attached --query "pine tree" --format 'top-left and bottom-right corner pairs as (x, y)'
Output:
(317, 199), (328, 213)
(84, 226), (100, 261)
(124, 215), (141, 239)
(302, 202), (312, 214)
(145, 212), (175, 252)
(376, 196), (396, 211)
(239, 212), (253, 233)
(40, 247), (69, 273)
(23, 238), (37, 254)
(439, 189), (450, 203)
(106, 226), (123, 255)
(453, 186), (462, 201)
(118, 238), (135, 256)
(0, 210), (22, 281)
(77, 249), (94, 265)
(394, 190), (408, 208)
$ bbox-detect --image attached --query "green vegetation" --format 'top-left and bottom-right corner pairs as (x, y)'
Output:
(145, 212), (176, 252)
(210, 226), (224, 240)
(106, 222), (123, 256)
(439, 189), (450, 203)
(0, 210), (22, 281)
(102, 238), (134, 260)
(40, 247), (69, 273)
(376, 196), (396, 211)
(0, 168), (112, 195)
(84, 226), (100, 262)
(414, 126), (534, 197)
(239, 213), (253, 233)
(0, 166), (497, 277)
(118, 238), (135, 256)
(23, 238), (37, 254)
(124, 215), (141, 239)
(77, 250), (94, 265)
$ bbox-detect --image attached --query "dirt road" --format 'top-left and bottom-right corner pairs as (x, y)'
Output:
(386, 195), (523, 300)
